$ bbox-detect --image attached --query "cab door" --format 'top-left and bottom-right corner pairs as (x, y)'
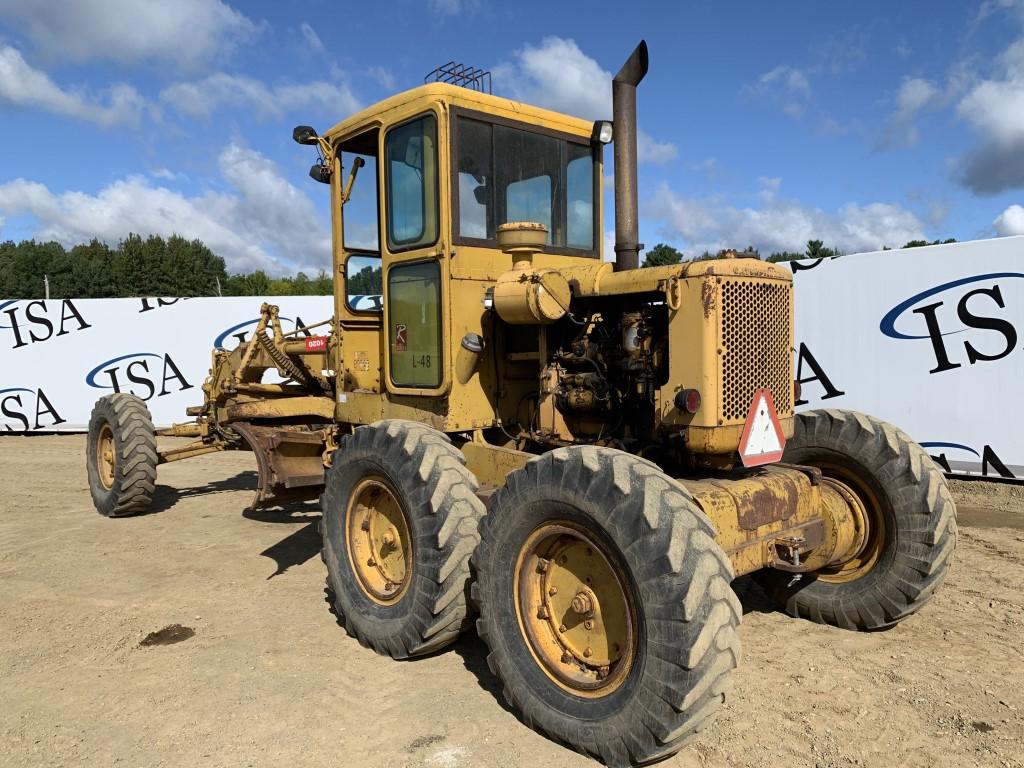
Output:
(380, 109), (451, 398)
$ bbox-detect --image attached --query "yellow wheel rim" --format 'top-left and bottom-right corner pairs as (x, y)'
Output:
(97, 423), (116, 490)
(514, 521), (637, 698)
(345, 476), (412, 605)
(815, 464), (886, 584)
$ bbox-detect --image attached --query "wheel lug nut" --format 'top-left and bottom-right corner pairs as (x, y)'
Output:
(537, 606), (549, 620)
(548, 586), (557, 596)
(597, 665), (609, 679)
(536, 558), (550, 574)
(559, 624), (567, 633)
(584, 619), (593, 630)
(561, 651), (572, 663)
(583, 647), (593, 658)
(360, 519), (370, 531)
(366, 558), (376, 567)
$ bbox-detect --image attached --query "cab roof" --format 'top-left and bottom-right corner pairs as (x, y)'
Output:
(322, 82), (596, 143)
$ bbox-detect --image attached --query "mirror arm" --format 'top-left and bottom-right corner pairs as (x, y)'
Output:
(339, 156), (366, 206)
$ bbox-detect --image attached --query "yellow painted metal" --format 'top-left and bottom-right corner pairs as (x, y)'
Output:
(345, 476), (412, 604)
(155, 423), (203, 437)
(157, 441), (227, 464)
(493, 263), (572, 324)
(514, 521), (636, 696)
(812, 465), (886, 584)
(460, 440), (532, 488)
(96, 423), (115, 490)
(685, 464), (869, 578)
(225, 396), (335, 421)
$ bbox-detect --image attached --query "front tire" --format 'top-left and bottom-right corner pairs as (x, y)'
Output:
(86, 394), (158, 517)
(755, 409), (957, 630)
(320, 420), (485, 658)
(473, 447), (741, 767)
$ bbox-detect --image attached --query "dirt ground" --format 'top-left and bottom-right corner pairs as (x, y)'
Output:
(1, 435), (1022, 768)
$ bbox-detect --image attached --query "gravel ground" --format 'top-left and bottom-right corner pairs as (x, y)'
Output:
(1, 435), (1022, 768)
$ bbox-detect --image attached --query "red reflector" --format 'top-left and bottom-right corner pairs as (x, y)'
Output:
(674, 388), (701, 414)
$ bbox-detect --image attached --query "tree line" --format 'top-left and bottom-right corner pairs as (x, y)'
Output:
(0, 233), (958, 299)
(640, 238), (957, 268)
(0, 235), (336, 299)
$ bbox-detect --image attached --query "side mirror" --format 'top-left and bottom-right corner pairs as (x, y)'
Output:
(293, 125), (319, 145)
(309, 163), (331, 184)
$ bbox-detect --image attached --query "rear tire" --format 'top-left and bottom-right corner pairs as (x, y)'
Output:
(755, 409), (957, 630)
(86, 394), (158, 517)
(473, 446), (741, 767)
(320, 420), (485, 658)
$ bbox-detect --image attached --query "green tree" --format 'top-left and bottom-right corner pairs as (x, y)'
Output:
(348, 265), (382, 295)
(641, 243), (684, 267)
(902, 238), (957, 248)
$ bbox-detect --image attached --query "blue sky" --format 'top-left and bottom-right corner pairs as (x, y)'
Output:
(2, 0), (1024, 276)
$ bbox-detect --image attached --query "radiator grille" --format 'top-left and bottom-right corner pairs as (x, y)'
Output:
(720, 279), (793, 422)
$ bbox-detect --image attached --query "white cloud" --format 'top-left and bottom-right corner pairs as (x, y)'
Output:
(994, 203), (1024, 234)
(494, 36), (611, 120)
(743, 65), (811, 117)
(957, 38), (1024, 193)
(646, 181), (926, 255)
(367, 66), (396, 91)
(879, 77), (940, 148)
(429, 0), (478, 15)
(0, 0), (259, 69)
(494, 37), (675, 163)
(637, 131), (678, 165)
(0, 45), (145, 126)
(0, 143), (330, 275)
(299, 22), (324, 53)
(161, 73), (360, 120)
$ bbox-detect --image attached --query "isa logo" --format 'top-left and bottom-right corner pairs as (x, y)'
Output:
(213, 314), (311, 348)
(921, 441), (1016, 480)
(880, 272), (1023, 374)
(0, 299), (92, 350)
(86, 352), (194, 401)
(0, 387), (66, 431)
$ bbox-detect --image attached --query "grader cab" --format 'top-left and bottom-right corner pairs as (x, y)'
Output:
(86, 41), (956, 767)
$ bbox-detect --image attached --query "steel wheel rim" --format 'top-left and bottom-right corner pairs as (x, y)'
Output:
(97, 423), (116, 490)
(815, 463), (886, 584)
(514, 521), (637, 698)
(345, 476), (412, 605)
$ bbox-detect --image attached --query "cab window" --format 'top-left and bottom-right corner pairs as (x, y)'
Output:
(454, 114), (597, 253)
(345, 254), (382, 312)
(388, 260), (442, 388)
(385, 115), (439, 252)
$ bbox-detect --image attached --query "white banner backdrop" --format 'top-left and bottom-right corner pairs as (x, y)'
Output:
(2, 236), (1021, 480)
(0, 295), (332, 432)
(789, 236), (1023, 480)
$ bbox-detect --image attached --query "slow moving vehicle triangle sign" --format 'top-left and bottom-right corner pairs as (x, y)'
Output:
(738, 388), (786, 467)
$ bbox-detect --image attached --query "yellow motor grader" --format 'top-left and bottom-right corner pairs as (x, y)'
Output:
(86, 42), (956, 767)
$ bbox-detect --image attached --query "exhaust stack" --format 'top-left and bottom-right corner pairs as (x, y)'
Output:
(612, 40), (648, 271)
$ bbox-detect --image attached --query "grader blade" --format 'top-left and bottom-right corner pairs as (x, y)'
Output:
(232, 422), (327, 509)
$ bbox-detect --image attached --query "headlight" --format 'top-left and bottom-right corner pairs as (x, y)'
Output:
(592, 120), (613, 144)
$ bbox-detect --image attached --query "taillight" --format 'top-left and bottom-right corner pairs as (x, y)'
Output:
(674, 388), (702, 414)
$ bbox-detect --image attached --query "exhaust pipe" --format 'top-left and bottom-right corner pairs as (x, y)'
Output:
(612, 40), (648, 271)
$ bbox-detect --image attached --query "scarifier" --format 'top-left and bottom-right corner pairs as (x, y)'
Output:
(86, 41), (957, 767)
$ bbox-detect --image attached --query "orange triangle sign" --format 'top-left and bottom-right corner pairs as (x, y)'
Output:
(738, 388), (786, 467)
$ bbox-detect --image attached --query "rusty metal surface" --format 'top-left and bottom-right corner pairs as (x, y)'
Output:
(232, 422), (327, 508)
